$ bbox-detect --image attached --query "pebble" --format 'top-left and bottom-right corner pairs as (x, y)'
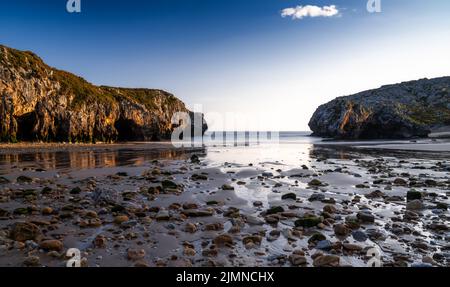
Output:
(308, 193), (325, 202)
(213, 234), (234, 247)
(204, 223), (224, 231)
(407, 190), (422, 201)
(190, 154), (200, 163)
(295, 216), (323, 228)
(14, 241), (25, 249)
(221, 184), (234, 191)
(343, 243), (363, 252)
(246, 215), (265, 226)
(134, 260), (150, 267)
(407, 200), (425, 210)
(10, 222), (43, 242)
(184, 247), (196, 256)
(41, 207), (53, 215)
(352, 230), (368, 242)
(70, 187), (82, 194)
(25, 240), (39, 249)
(156, 210), (170, 221)
(182, 203), (199, 210)
(308, 179), (324, 186)
(114, 215), (130, 224)
(40, 240), (64, 252)
(404, 210), (420, 220)
(267, 230), (280, 242)
(191, 174), (208, 181)
(393, 178), (407, 186)
(308, 232), (326, 243)
(357, 211), (375, 223)
(366, 229), (387, 241)
(48, 251), (61, 258)
(422, 256), (436, 265)
(281, 193), (297, 200)
(289, 254), (307, 266)
(242, 235), (262, 246)
(265, 206), (284, 215)
(334, 224), (351, 236)
(127, 249), (146, 261)
(94, 235), (107, 248)
(162, 180), (179, 189)
(23, 256), (40, 267)
(315, 240), (332, 251)
(184, 223), (197, 233)
(323, 205), (337, 214)
(366, 190), (384, 198)
(181, 209), (214, 217)
(313, 255), (340, 267)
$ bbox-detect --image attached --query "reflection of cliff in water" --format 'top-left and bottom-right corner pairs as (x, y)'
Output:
(0, 148), (202, 171)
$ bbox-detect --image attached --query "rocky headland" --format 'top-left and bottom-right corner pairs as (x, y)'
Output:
(0, 45), (207, 143)
(309, 77), (450, 139)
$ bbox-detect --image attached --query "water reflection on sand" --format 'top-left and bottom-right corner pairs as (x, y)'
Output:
(1, 139), (448, 174)
(0, 148), (197, 172)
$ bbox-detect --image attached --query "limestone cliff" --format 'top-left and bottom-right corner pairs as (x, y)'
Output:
(309, 77), (450, 139)
(0, 45), (207, 142)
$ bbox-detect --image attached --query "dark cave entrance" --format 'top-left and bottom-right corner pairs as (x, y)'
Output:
(114, 118), (144, 141)
(16, 112), (37, 141)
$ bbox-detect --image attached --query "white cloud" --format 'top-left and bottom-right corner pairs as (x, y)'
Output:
(281, 5), (339, 20)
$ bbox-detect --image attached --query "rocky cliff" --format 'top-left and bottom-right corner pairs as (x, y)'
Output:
(309, 77), (450, 139)
(0, 45), (207, 143)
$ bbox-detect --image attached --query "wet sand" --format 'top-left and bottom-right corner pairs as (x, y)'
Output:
(359, 143), (450, 152)
(0, 142), (204, 154)
(0, 141), (448, 267)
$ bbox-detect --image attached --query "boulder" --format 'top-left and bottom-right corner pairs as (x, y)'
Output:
(9, 222), (42, 242)
(40, 239), (64, 252)
(313, 255), (340, 267)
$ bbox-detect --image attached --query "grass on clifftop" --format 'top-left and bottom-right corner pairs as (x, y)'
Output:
(406, 105), (450, 126)
(1, 45), (181, 111)
(0, 45), (48, 78)
(52, 69), (117, 108)
(102, 87), (181, 111)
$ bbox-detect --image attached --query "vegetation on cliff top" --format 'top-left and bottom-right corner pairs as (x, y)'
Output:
(1, 45), (182, 111)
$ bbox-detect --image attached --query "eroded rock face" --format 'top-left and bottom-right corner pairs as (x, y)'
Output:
(0, 45), (207, 142)
(309, 77), (450, 139)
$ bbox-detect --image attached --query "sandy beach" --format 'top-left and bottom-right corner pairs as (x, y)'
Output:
(0, 138), (448, 267)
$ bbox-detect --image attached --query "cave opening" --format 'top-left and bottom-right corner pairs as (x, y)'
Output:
(114, 118), (144, 141)
(15, 112), (37, 141)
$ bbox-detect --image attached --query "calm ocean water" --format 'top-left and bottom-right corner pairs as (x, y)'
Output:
(194, 131), (319, 147)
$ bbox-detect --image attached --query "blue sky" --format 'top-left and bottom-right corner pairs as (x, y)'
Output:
(1, 0), (450, 131)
